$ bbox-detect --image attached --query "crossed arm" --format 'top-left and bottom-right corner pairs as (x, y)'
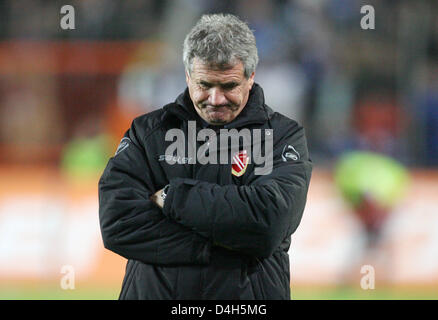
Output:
(99, 123), (312, 265)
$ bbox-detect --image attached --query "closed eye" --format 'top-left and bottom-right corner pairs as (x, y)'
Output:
(199, 81), (212, 89)
(221, 82), (238, 90)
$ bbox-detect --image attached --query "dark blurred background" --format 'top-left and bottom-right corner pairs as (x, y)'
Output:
(1, 0), (437, 168)
(0, 0), (437, 299)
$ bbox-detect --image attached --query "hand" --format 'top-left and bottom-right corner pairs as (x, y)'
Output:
(150, 188), (164, 209)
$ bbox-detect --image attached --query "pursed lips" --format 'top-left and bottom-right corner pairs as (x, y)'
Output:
(203, 105), (234, 112)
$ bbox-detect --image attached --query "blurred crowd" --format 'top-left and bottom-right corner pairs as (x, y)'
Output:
(0, 0), (437, 171)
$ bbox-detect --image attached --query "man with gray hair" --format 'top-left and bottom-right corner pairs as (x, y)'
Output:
(99, 13), (312, 300)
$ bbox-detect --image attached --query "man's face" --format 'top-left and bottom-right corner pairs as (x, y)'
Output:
(186, 58), (255, 125)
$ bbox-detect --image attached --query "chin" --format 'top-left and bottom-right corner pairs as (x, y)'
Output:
(209, 118), (228, 125)
(205, 113), (229, 124)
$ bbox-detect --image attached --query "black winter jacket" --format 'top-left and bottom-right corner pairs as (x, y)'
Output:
(98, 83), (312, 299)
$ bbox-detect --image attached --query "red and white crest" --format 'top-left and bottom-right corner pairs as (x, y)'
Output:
(232, 150), (249, 177)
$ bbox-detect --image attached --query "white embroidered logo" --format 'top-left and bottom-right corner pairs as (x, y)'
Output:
(115, 137), (131, 155)
(282, 144), (300, 162)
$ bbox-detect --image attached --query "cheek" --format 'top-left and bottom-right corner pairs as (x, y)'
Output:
(227, 95), (240, 105)
(227, 89), (244, 105)
(192, 89), (208, 103)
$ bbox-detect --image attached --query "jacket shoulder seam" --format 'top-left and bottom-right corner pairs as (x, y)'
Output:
(143, 123), (165, 144)
(132, 110), (168, 145)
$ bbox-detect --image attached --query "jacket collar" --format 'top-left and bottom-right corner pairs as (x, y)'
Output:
(163, 83), (271, 129)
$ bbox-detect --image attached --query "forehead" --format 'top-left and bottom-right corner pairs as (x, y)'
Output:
(191, 58), (245, 83)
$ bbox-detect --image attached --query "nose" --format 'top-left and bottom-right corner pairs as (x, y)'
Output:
(208, 87), (227, 106)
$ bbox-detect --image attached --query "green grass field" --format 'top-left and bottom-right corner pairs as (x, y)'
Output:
(291, 286), (438, 300)
(1, 283), (437, 300)
(0, 283), (119, 300)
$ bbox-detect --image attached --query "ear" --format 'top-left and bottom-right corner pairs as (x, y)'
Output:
(185, 70), (191, 85)
(248, 72), (255, 90)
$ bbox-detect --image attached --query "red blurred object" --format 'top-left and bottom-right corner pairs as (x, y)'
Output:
(352, 93), (406, 153)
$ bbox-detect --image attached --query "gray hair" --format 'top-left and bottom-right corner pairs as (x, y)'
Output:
(183, 14), (258, 79)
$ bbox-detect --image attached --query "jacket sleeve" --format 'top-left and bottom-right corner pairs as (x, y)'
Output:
(98, 121), (211, 265)
(162, 121), (312, 258)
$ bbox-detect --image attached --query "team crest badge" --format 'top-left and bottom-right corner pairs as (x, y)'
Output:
(232, 150), (249, 177)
